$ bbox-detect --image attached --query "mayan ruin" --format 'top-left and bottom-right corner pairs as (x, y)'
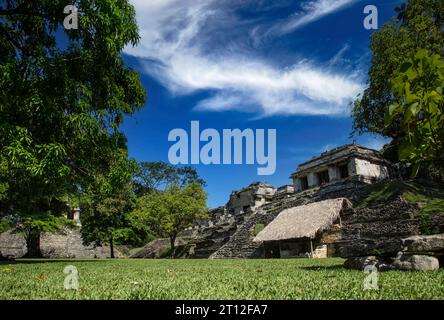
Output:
(1, 0), (443, 304)
(129, 144), (444, 271)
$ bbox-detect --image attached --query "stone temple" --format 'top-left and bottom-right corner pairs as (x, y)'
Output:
(164, 143), (398, 260)
(170, 143), (443, 270)
(291, 144), (391, 192)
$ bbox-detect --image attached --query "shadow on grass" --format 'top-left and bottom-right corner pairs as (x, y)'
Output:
(0, 258), (113, 265)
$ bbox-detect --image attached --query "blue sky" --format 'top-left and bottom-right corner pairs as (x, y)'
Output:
(121, 0), (404, 208)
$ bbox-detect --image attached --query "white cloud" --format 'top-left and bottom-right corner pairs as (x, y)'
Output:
(267, 0), (359, 36)
(124, 0), (364, 117)
(327, 43), (351, 67)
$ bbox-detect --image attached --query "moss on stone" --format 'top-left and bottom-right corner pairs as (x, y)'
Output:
(356, 179), (444, 234)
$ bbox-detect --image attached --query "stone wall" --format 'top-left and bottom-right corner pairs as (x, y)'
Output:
(354, 158), (390, 181)
(0, 227), (119, 258)
(336, 198), (421, 258)
(312, 244), (328, 258)
(0, 231), (26, 258)
(336, 197), (444, 270)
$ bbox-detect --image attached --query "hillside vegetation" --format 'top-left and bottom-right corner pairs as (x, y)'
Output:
(356, 179), (444, 233)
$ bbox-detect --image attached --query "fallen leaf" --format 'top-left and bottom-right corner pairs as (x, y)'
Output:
(38, 272), (46, 281)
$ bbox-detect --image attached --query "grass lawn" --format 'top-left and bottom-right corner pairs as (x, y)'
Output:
(1, 258), (443, 300)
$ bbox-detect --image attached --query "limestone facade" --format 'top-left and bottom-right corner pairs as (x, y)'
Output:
(291, 144), (390, 192)
(225, 182), (276, 216)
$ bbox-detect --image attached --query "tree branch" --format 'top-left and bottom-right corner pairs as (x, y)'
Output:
(0, 24), (27, 55)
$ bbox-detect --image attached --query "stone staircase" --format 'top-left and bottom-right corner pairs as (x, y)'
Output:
(209, 210), (274, 258)
(209, 190), (316, 259)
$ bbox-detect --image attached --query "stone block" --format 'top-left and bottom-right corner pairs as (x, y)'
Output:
(391, 253), (440, 271)
(402, 234), (444, 253)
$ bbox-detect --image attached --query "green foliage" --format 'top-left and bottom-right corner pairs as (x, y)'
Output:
(1, 258), (444, 299)
(134, 162), (206, 195)
(254, 224), (265, 236)
(0, 220), (12, 233)
(135, 162), (177, 191)
(130, 183), (208, 253)
(352, 0), (443, 137)
(385, 50), (444, 174)
(15, 214), (75, 238)
(0, 0), (146, 255)
(80, 152), (138, 256)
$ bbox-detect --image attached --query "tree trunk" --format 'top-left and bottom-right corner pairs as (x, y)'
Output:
(109, 237), (115, 259)
(24, 232), (43, 258)
(170, 235), (176, 258)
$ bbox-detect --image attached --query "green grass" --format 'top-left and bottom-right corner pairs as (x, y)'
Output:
(1, 258), (444, 300)
(356, 180), (444, 233)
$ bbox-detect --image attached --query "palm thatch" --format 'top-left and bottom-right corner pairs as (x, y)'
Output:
(254, 198), (350, 242)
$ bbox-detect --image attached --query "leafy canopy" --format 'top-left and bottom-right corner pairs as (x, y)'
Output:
(0, 0), (146, 239)
(80, 150), (139, 255)
(352, 0), (443, 137)
(130, 183), (208, 252)
(134, 162), (206, 195)
(385, 49), (444, 175)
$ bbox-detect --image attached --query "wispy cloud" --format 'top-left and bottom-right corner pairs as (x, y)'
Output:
(124, 0), (364, 117)
(266, 0), (359, 37)
(327, 43), (351, 67)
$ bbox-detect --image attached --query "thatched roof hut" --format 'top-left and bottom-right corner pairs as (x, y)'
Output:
(254, 198), (350, 242)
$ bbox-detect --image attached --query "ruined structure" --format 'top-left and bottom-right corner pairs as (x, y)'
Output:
(0, 206), (117, 259)
(167, 144), (442, 270)
(0, 227), (119, 259)
(226, 182), (276, 216)
(66, 207), (81, 225)
(291, 144), (390, 192)
(161, 144), (393, 260)
(6, 141), (437, 270)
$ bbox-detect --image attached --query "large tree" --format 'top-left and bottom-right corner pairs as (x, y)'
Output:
(130, 183), (208, 256)
(0, 0), (146, 256)
(80, 151), (137, 258)
(352, 0), (443, 138)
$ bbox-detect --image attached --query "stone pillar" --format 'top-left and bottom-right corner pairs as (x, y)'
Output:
(73, 208), (81, 225)
(328, 166), (340, 182)
(308, 172), (319, 187)
(348, 158), (357, 176)
(293, 178), (302, 192)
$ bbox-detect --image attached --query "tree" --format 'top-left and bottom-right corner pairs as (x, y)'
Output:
(80, 151), (137, 258)
(130, 183), (208, 256)
(134, 162), (206, 195)
(0, 1), (146, 256)
(385, 49), (444, 176)
(352, 0), (443, 138)
(134, 162), (178, 195)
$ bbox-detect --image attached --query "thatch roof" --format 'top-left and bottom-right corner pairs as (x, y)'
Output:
(254, 198), (349, 242)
